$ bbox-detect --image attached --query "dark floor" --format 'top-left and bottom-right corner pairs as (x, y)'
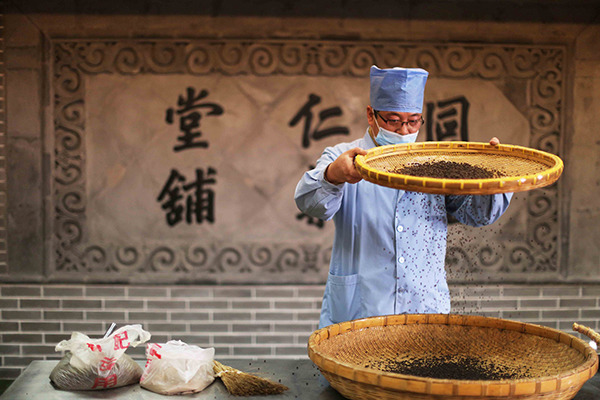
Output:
(0, 380), (13, 395)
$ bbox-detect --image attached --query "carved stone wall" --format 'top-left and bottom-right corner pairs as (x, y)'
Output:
(0, 3), (7, 274)
(51, 39), (563, 283)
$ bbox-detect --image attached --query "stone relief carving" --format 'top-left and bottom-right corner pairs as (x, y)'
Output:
(0, 9), (6, 275)
(52, 40), (563, 282)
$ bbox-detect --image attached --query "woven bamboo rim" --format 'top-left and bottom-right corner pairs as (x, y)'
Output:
(308, 314), (598, 400)
(354, 142), (564, 195)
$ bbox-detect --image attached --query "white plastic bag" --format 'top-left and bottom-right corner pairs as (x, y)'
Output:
(50, 324), (151, 390)
(140, 340), (215, 395)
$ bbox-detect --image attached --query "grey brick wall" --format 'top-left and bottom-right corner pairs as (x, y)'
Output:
(1, 283), (599, 379)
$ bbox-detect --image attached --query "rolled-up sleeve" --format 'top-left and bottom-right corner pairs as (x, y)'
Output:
(446, 192), (513, 227)
(294, 147), (345, 221)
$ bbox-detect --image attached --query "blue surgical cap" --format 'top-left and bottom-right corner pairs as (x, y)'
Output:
(370, 65), (429, 113)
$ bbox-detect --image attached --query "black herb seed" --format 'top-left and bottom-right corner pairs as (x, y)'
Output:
(394, 161), (504, 179)
(368, 355), (531, 380)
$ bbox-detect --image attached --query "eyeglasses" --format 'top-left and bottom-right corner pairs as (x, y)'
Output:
(374, 110), (424, 132)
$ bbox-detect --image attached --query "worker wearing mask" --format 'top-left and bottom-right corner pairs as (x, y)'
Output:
(295, 65), (513, 328)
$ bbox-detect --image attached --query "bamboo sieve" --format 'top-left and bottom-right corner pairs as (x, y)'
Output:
(354, 142), (564, 195)
(308, 314), (599, 400)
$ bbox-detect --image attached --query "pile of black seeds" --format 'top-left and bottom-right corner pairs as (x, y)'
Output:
(394, 161), (505, 179)
(366, 355), (530, 380)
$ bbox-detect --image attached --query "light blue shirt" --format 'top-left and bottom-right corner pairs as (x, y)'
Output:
(295, 130), (513, 328)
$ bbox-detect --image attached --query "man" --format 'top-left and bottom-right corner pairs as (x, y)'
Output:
(294, 65), (512, 328)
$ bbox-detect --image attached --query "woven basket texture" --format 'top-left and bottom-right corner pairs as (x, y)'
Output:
(308, 314), (598, 400)
(354, 142), (563, 195)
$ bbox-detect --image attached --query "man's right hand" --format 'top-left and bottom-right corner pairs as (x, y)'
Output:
(324, 147), (368, 184)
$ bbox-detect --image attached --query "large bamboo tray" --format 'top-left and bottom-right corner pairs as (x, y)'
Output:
(354, 142), (564, 195)
(308, 314), (598, 400)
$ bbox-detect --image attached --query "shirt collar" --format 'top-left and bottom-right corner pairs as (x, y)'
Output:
(364, 127), (378, 149)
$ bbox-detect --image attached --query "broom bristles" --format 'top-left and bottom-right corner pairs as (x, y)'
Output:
(213, 360), (289, 396)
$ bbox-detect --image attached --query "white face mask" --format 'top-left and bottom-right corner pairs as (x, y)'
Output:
(374, 119), (419, 146)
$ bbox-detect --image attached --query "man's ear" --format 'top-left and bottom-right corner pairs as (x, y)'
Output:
(366, 105), (375, 124)
(366, 105), (379, 135)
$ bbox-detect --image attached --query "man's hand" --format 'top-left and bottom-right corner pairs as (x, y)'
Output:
(325, 147), (368, 184)
(489, 137), (500, 146)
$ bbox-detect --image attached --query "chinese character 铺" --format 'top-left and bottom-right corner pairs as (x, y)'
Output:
(157, 168), (217, 226)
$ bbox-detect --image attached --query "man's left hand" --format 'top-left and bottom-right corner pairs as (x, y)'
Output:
(489, 137), (500, 146)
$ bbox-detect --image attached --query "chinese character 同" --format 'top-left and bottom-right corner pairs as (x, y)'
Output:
(425, 96), (470, 142)
(166, 87), (224, 152)
(157, 168), (217, 226)
(289, 93), (350, 148)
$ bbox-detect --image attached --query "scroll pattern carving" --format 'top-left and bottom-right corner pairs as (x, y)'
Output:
(52, 40), (564, 282)
(0, 8), (6, 274)
(59, 41), (548, 79)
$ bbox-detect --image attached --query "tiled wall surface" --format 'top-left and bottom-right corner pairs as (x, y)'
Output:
(1, 283), (600, 379)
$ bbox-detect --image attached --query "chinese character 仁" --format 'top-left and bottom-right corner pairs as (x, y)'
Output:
(289, 93), (350, 148)
(166, 87), (224, 152)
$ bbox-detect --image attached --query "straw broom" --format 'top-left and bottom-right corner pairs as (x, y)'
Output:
(213, 360), (289, 396)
